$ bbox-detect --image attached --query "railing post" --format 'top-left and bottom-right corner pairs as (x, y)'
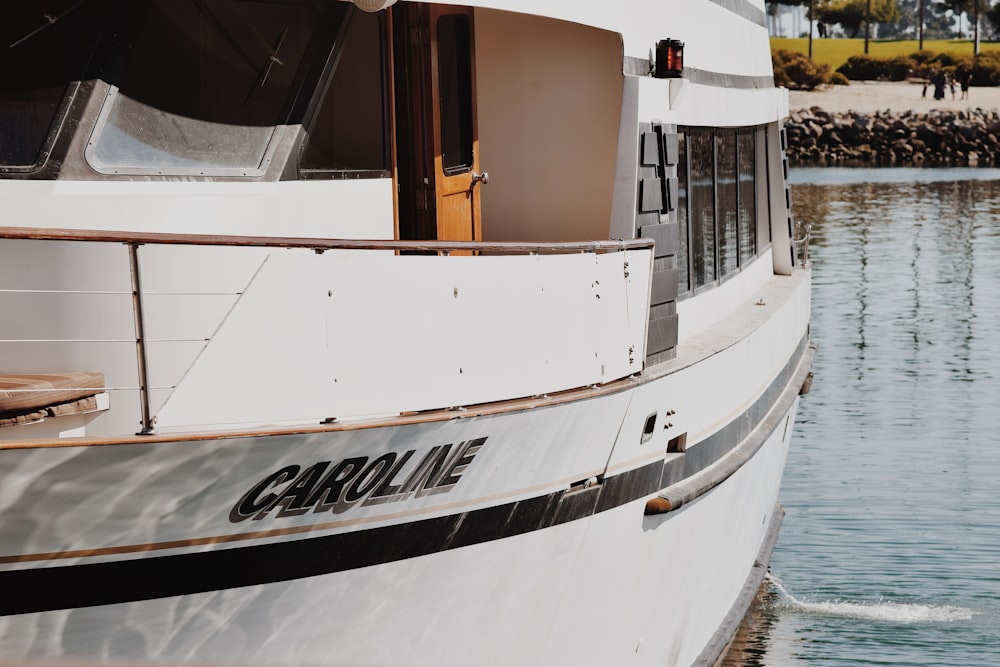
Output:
(128, 242), (155, 434)
(794, 219), (810, 268)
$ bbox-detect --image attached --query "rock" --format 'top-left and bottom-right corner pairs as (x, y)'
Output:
(785, 107), (999, 167)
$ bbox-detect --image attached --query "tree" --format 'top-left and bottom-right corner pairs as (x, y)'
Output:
(815, 0), (900, 38)
(987, 2), (1000, 38)
(815, 0), (867, 37)
(921, 0), (965, 39)
(877, 0), (922, 39)
(942, 0), (992, 52)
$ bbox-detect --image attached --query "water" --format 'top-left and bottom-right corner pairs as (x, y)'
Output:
(727, 167), (1000, 666)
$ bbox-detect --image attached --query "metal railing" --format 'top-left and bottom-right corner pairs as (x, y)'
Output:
(1, 227), (654, 434)
(793, 219), (810, 268)
(0, 226), (653, 255)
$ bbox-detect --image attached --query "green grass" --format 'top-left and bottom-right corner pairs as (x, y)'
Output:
(771, 37), (1000, 71)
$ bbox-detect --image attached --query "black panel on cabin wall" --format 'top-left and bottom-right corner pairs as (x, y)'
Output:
(661, 176), (678, 212)
(641, 131), (661, 167)
(638, 222), (678, 259)
(640, 177), (665, 213)
(636, 122), (681, 364)
(662, 132), (679, 165)
(650, 262), (679, 305)
(647, 303), (678, 356)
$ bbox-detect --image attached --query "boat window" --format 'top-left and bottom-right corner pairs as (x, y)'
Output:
(688, 130), (716, 289)
(0, 0), (108, 169)
(436, 14), (474, 176)
(717, 130), (739, 277)
(300, 10), (388, 176)
(86, 0), (342, 176)
(738, 129), (757, 264)
(676, 131), (690, 294)
(676, 125), (765, 295)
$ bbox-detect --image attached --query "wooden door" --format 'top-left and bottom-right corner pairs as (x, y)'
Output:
(392, 5), (483, 243)
(429, 6), (483, 242)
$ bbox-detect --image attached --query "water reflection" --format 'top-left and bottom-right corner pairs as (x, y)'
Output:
(718, 586), (781, 667)
(739, 170), (1000, 666)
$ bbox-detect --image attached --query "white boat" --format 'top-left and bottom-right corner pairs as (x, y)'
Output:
(0, 1), (812, 665)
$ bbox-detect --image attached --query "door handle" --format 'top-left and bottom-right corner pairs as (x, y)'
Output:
(471, 170), (489, 186)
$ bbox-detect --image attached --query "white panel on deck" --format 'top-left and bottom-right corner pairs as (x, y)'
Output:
(154, 249), (650, 429)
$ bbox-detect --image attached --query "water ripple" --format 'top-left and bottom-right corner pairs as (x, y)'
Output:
(749, 170), (1000, 666)
(768, 575), (975, 624)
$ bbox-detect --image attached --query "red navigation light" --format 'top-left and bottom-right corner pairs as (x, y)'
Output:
(654, 39), (684, 79)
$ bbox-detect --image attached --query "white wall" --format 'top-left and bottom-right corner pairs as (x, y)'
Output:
(475, 9), (623, 242)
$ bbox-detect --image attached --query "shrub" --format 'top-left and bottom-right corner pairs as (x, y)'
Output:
(886, 55), (915, 81)
(774, 46), (1000, 87)
(909, 50), (937, 66)
(836, 55), (884, 80)
(772, 49), (832, 90)
(906, 52), (975, 81)
(971, 51), (1000, 86)
(934, 51), (960, 67)
(772, 50), (792, 88)
(836, 54), (914, 81)
(829, 71), (850, 86)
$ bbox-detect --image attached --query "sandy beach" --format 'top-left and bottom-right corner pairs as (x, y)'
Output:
(788, 80), (1000, 113)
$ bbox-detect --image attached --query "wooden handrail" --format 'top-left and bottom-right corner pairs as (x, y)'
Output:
(0, 226), (653, 254)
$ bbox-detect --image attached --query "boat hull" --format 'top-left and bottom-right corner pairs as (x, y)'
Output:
(0, 326), (811, 667)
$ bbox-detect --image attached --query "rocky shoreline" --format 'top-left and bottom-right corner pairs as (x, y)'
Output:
(785, 107), (1000, 166)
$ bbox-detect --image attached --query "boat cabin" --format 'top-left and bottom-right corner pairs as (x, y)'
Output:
(2, 1), (632, 246)
(2, 1), (788, 256)
(0, 0), (796, 436)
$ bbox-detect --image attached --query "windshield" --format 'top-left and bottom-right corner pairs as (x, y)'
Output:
(1, 0), (368, 175)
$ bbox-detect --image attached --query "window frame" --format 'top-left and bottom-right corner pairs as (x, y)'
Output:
(675, 123), (771, 298)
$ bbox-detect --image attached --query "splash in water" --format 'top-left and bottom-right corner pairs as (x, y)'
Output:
(766, 573), (974, 624)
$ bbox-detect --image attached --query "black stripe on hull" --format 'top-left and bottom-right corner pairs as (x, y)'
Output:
(0, 336), (812, 616)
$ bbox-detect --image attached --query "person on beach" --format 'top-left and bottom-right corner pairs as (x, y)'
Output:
(932, 69), (946, 100)
(957, 67), (971, 100)
(949, 72), (956, 100)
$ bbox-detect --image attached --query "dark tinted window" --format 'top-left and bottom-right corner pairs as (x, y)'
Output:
(301, 10), (388, 174)
(677, 125), (765, 295)
(717, 131), (738, 277)
(437, 15), (473, 175)
(111, 0), (323, 126)
(1, 0), (108, 167)
(738, 130), (757, 264)
(676, 131), (689, 294)
(88, 0), (332, 174)
(688, 130), (715, 289)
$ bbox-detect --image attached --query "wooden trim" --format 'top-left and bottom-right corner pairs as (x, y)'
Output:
(0, 226), (651, 254)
